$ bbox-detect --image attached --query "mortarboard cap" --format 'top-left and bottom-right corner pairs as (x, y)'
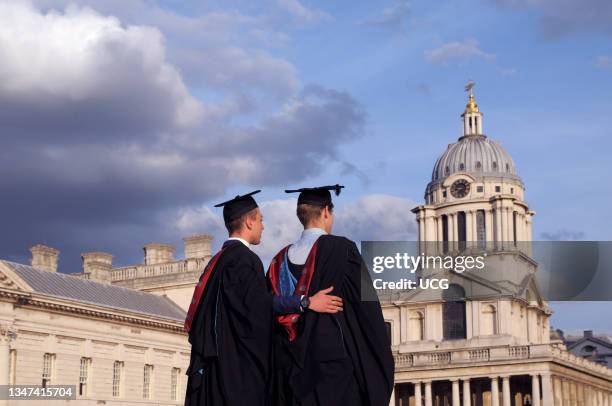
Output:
(214, 190), (260, 223)
(285, 184), (344, 207)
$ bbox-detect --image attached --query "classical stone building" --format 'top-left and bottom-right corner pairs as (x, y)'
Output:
(0, 235), (213, 405)
(381, 88), (612, 406)
(566, 331), (612, 368)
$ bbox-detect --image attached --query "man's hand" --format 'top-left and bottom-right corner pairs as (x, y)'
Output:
(309, 286), (343, 313)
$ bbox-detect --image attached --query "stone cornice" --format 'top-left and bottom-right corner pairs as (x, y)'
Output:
(0, 289), (185, 334)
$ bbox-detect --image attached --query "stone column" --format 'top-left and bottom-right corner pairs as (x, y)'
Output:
(465, 211), (473, 244)
(532, 374), (541, 406)
(562, 380), (570, 405)
(553, 377), (563, 406)
(570, 382), (577, 405)
(451, 379), (460, 406)
(577, 384), (585, 406)
(424, 381), (432, 406)
(485, 209), (494, 247)
(437, 217), (443, 253)
(491, 377), (500, 406)
(415, 381), (422, 406)
(540, 373), (553, 406)
(502, 376), (511, 406)
(598, 390), (603, 406)
(0, 323), (16, 406)
(463, 379), (471, 406)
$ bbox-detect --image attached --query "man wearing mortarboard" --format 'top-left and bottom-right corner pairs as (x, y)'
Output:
(184, 190), (344, 406)
(267, 185), (394, 406)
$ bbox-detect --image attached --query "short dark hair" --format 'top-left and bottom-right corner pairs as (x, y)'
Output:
(225, 208), (258, 234)
(296, 203), (333, 227)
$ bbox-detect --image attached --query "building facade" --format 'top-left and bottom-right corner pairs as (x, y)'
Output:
(0, 235), (213, 405)
(381, 88), (612, 406)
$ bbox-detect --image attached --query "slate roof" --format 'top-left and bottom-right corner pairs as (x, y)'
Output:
(1, 260), (186, 322)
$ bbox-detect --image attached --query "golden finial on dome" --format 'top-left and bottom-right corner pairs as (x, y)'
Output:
(464, 81), (479, 113)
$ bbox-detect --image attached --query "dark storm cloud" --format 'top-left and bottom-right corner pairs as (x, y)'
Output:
(0, 2), (366, 272)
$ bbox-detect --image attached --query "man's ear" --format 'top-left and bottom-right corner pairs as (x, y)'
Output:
(243, 215), (253, 231)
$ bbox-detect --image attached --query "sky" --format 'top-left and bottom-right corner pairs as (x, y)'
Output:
(0, 0), (611, 333)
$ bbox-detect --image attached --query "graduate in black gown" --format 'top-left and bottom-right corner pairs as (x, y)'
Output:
(267, 185), (395, 406)
(184, 190), (345, 406)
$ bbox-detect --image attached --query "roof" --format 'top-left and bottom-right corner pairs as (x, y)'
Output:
(430, 134), (521, 185)
(1, 260), (186, 322)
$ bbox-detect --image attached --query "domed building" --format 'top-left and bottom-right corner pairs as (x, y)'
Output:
(382, 86), (612, 406)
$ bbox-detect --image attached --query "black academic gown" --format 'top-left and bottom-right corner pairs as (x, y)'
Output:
(185, 240), (272, 406)
(271, 235), (395, 406)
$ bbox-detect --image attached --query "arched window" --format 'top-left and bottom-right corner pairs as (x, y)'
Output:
(443, 284), (467, 340)
(445, 166), (450, 175)
(492, 161), (498, 170)
(481, 304), (497, 335)
(476, 161), (482, 170)
(583, 345), (596, 354)
(459, 163), (465, 171)
(409, 311), (425, 341)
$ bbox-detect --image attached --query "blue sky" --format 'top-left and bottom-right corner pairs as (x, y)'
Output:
(0, 0), (611, 333)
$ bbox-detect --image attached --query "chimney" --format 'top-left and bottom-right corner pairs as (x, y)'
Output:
(81, 252), (113, 283)
(143, 243), (175, 265)
(584, 330), (593, 338)
(183, 235), (213, 259)
(30, 244), (60, 272)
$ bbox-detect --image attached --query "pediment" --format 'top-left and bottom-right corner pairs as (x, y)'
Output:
(0, 261), (33, 292)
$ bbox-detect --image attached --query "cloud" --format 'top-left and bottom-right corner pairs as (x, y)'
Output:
(540, 229), (585, 241)
(425, 39), (495, 66)
(177, 195), (418, 264)
(277, 0), (330, 24)
(0, 2), (203, 135)
(0, 2), (366, 272)
(596, 55), (612, 69)
(363, 0), (411, 33)
(491, 0), (612, 37)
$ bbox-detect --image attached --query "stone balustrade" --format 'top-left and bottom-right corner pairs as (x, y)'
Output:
(394, 343), (612, 379)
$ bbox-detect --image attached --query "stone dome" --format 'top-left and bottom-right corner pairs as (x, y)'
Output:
(431, 134), (519, 183)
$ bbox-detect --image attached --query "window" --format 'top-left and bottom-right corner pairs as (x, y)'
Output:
(143, 364), (153, 399)
(506, 163), (510, 172)
(9, 350), (16, 385)
(442, 190), (447, 198)
(476, 210), (486, 248)
(476, 185), (483, 193)
(443, 285), (467, 340)
(112, 361), (123, 397)
(481, 304), (497, 335)
(171, 368), (181, 401)
(42, 353), (55, 388)
(495, 185), (501, 193)
(457, 211), (467, 251)
(459, 163), (465, 170)
(445, 166), (450, 175)
(384, 322), (392, 345)
(442, 215), (449, 253)
(510, 187), (514, 194)
(409, 311), (425, 341)
(476, 161), (482, 169)
(79, 358), (91, 396)
(583, 345), (596, 354)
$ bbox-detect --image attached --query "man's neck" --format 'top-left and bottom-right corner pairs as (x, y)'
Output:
(228, 234), (251, 246)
